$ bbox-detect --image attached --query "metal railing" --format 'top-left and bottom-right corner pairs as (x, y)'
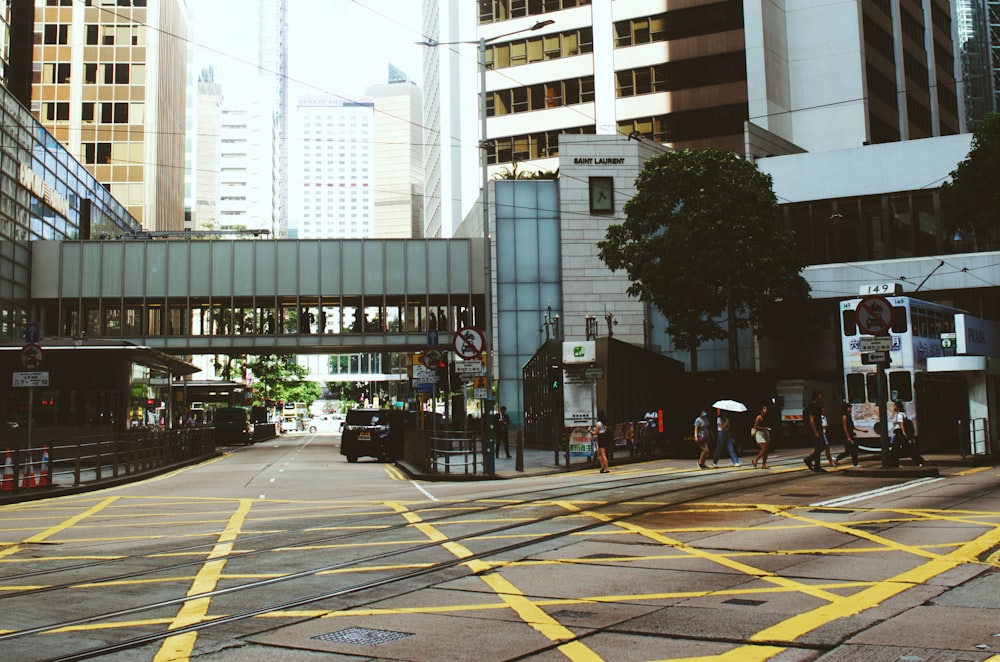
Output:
(425, 430), (483, 475)
(960, 418), (992, 457)
(1, 428), (218, 498)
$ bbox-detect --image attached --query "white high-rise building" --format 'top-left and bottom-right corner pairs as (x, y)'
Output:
(366, 65), (425, 239)
(186, 0), (287, 236)
(289, 96), (376, 239)
(421, 0), (480, 238)
(425, 0), (964, 237)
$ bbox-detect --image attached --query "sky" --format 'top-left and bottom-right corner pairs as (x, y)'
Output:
(286, 0), (426, 97)
(191, 0), (425, 98)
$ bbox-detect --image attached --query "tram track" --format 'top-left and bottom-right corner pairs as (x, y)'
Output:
(1, 459), (821, 661)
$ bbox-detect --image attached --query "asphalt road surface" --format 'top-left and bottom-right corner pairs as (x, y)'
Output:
(1, 432), (999, 662)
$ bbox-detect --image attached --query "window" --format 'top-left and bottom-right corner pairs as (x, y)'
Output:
(44, 63), (72, 84)
(43, 102), (70, 121)
(846, 373), (866, 403)
(84, 63), (98, 84)
(44, 24), (69, 44)
(888, 371), (913, 402)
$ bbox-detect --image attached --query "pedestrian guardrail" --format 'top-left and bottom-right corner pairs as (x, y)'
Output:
(425, 430), (483, 475)
(1, 428), (218, 499)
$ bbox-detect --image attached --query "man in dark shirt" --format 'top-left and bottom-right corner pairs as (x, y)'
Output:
(495, 406), (511, 458)
(803, 390), (827, 472)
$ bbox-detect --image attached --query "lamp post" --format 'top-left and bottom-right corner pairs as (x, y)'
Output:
(419, 19), (554, 476)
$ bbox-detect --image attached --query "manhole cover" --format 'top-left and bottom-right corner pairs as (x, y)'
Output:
(724, 598), (767, 606)
(312, 627), (414, 646)
(551, 610), (595, 619)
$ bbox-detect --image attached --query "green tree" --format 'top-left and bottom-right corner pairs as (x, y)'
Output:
(247, 355), (321, 405)
(941, 111), (1000, 249)
(598, 148), (809, 371)
(494, 162), (559, 180)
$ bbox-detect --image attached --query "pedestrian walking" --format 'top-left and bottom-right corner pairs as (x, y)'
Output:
(712, 409), (740, 467)
(495, 406), (511, 458)
(803, 389), (827, 472)
(820, 405), (835, 467)
(593, 411), (611, 473)
(891, 400), (924, 467)
(751, 404), (771, 469)
(693, 408), (713, 469)
(834, 401), (865, 467)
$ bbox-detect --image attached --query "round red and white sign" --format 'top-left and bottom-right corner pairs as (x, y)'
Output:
(20, 343), (43, 370)
(856, 296), (894, 335)
(452, 326), (486, 360)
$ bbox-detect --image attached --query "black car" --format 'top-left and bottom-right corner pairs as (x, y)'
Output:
(340, 408), (404, 462)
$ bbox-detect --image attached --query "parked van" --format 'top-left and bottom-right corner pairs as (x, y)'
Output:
(340, 408), (405, 462)
(214, 407), (253, 445)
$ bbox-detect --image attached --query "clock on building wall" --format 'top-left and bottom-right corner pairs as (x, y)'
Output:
(589, 177), (614, 213)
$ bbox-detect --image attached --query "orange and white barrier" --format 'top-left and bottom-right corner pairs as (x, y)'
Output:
(38, 446), (49, 487)
(1, 450), (12, 492)
(21, 454), (35, 489)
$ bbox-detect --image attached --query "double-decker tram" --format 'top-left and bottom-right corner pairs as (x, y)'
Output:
(840, 296), (968, 452)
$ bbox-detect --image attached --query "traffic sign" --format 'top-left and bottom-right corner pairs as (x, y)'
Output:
(421, 348), (446, 370)
(13, 371), (49, 387)
(455, 361), (486, 376)
(20, 343), (43, 370)
(427, 329), (439, 347)
(862, 351), (889, 365)
(859, 336), (892, 352)
(452, 326), (486, 360)
(24, 322), (39, 344)
(940, 332), (957, 349)
(856, 296), (894, 335)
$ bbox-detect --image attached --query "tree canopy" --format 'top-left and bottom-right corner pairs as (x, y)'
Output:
(598, 148), (809, 368)
(247, 355), (321, 406)
(940, 111), (1000, 249)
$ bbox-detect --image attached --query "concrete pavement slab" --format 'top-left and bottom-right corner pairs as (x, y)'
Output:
(245, 610), (588, 660)
(846, 604), (1000, 653)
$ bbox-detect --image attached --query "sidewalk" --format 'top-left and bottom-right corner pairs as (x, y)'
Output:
(397, 444), (997, 481)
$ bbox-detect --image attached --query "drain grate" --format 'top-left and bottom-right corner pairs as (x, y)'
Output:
(312, 627), (414, 646)
(551, 610), (595, 619)
(724, 598), (767, 606)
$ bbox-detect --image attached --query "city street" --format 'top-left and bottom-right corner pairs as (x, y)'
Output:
(0, 432), (998, 662)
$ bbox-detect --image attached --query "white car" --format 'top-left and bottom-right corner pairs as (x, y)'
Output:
(306, 415), (342, 434)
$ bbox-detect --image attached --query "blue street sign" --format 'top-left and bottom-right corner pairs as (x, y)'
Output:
(427, 329), (439, 347)
(24, 322), (39, 344)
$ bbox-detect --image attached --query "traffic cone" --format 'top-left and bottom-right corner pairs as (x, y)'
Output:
(21, 454), (35, 489)
(38, 446), (49, 487)
(1, 450), (12, 492)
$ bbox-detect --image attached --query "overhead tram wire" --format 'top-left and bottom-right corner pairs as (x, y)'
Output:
(46, 0), (984, 222)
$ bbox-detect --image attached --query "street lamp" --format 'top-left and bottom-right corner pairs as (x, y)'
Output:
(418, 19), (554, 475)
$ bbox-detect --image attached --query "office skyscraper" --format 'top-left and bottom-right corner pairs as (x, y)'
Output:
(19, 0), (188, 231)
(365, 65), (425, 239)
(186, 0), (288, 237)
(424, 0), (965, 234)
(289, 96), (376, 239)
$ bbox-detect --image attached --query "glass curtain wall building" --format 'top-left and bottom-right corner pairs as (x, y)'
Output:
(0, 84), (140, 342)
(494, 180), (562, 423)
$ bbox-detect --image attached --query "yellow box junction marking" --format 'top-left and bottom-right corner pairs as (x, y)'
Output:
(153, 498), (253, 662)
(386, 501), (603, 661)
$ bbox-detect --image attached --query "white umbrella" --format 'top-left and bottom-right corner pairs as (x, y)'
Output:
(712, 399), (748, 413)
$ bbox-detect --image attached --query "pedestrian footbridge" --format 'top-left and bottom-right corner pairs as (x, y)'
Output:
(29, 238), (485, 356)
